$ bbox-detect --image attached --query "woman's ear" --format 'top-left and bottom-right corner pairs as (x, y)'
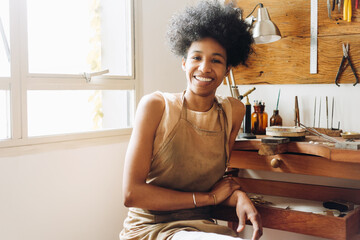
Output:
(181, 57), (186, 71)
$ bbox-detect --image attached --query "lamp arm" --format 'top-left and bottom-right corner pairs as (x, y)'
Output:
(245, 3), (264, 18)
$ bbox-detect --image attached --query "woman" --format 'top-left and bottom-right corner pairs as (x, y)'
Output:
(120, 1), (262, 240)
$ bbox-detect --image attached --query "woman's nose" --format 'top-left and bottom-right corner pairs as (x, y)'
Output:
(198, 60), (211, 73)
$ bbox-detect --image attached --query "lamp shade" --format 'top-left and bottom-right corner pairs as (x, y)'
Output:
(252, 7), (281, 44)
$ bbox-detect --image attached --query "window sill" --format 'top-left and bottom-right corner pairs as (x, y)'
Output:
(0, 128), (132, 157)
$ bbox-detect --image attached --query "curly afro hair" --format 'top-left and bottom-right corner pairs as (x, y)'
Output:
(166, 0), (254, 67)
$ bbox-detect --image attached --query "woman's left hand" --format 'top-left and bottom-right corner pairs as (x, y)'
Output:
(223, 190), (263, 240)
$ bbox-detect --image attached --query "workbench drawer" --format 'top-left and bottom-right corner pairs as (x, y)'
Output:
(229, 150), (360, 180)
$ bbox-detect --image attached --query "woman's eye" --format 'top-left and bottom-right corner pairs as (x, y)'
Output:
(212, 59), (222, 63)
(192, 56), (201, 60)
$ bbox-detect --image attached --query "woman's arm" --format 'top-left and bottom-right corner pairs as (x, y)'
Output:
(222, 97), (263, 240)
(123, 93), (240, 211)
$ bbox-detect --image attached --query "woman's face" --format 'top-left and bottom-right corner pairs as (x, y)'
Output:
(182, 37), (230, 98)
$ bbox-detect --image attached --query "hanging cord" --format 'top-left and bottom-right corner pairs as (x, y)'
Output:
(246, 3), (264, 18)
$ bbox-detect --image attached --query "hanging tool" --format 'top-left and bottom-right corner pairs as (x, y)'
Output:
(335, 43), (359, 87)
(310, 0), (318, 74)
(327, 0), (332, 18)
(332, 0), (336, 10)
(338, 0), (342, 12)
(356, 0), (359, 9)
(343, 0), (352, 22)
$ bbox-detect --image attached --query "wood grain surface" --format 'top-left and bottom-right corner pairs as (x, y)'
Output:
(229, 150), (360, 180)
(227, 0), (360, 85)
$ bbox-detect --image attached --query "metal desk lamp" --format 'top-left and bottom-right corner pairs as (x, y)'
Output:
(245, 3), (281, 44)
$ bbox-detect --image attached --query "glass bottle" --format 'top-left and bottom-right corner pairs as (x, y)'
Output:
(251, 102), (268, 135)
(270, 110), (283, 126)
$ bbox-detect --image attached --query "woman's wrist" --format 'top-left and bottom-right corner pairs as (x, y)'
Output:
(223, 190), (246, 206)
(192, 192), (213, 207)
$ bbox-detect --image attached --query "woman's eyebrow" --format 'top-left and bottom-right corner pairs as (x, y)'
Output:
(212, 53), (226, 59)
(190, 51), (226, 59)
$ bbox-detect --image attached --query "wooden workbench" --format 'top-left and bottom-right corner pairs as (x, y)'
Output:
(212, 136), (360, 240)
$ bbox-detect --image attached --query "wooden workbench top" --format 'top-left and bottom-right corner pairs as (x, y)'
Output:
(234, 136), (360, 164)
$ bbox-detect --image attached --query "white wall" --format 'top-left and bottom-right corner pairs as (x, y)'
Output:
(0, 138), (129, 240)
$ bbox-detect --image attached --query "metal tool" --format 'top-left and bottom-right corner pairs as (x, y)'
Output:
(299, 123), (341, 143)
(241, 87), (256, 100)
(327, 0), (332, 18)
(335, 43), (359, 86)
(318, 97), (322, 128)
(313, 97), (317, 127)
(331, 97), (334, 129)
(332, 0), (336, 10)
(310, 0), (318, 74)
(326, 96), (329, 129)
(229, 69), (241, 99)
(338, 0), (342, 13)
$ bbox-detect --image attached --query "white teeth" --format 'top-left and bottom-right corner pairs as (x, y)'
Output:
(195, 76), (212, 82)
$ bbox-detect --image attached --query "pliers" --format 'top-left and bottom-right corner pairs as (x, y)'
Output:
(335, 43), (359, 87)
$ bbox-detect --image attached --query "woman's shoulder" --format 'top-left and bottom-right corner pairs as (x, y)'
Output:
(138, 92), (166, 113)
(152, 91), (182, 109)
(216, 95), (244, 113)
(137, 91), (182, 120)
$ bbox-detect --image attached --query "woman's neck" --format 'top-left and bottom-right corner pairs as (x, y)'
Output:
(183, 90), (216, 112)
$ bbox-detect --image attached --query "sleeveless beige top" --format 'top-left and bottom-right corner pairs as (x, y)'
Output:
(120, 92), (237, 240)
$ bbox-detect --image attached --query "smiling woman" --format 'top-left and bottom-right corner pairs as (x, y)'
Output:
(119, 1), (262, 240)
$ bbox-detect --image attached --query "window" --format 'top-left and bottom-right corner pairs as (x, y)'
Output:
(0, 0), (135, 144)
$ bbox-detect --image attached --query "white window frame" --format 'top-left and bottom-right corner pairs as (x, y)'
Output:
(0, 0), (137, 149)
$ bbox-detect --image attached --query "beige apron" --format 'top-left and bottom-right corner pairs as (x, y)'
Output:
(120, 93), (237, 240)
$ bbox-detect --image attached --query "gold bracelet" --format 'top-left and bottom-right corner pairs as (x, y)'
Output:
(212, 194), (217, 205)
(192, 193), (197, 207)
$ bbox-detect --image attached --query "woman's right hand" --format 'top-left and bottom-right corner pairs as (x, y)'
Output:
(209, 176), (241, 204)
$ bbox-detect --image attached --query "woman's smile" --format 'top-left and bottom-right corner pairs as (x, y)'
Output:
(194, 76), (213, 82)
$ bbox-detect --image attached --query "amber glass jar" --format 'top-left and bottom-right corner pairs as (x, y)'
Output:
(251, 104), (268, 135)
(270, 110), (283, 126)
